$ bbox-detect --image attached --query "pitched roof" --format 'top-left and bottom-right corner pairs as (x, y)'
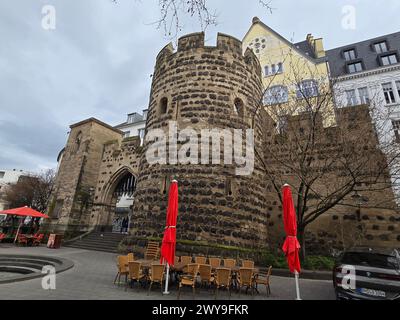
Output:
(326, 31), (400, 78)
(243, 17), (326, 64)
(115, 113), (145, 129)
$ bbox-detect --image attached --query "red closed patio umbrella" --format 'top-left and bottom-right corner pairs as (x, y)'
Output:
(281, 184), (301, 300)
(160, 180), (178, 295)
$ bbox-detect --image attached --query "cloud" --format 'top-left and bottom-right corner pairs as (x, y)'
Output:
(0, 0), (399, 172)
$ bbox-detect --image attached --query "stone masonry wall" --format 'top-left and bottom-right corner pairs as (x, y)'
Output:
(45, 119), (123, 237)
(131, 32), (269, 250)
(88, 136), (142, 231)
(263, 105), (400, 254)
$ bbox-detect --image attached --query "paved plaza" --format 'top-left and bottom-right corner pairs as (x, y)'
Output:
(0, 245), (335, 300)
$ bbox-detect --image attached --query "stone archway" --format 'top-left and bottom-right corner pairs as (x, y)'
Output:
(94, 167), (137, 233)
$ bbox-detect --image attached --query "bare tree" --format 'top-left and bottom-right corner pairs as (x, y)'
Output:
(4, 169), (56, 213)
(112, 0), (274, 38)
(250, 49), (400, 259)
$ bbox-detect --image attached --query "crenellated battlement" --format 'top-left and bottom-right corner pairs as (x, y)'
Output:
(177, 32), (205, 51)
(155, 31), (261, 74)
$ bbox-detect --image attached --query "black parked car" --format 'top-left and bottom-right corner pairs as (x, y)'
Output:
(333, 247), (400, 300)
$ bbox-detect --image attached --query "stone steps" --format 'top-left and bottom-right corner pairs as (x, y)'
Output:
(64, 232), (126, 254)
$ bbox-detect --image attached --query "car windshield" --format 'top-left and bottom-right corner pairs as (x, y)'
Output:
(341, 252), (400, 270)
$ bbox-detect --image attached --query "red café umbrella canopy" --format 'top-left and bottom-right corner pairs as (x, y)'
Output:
(160, 180), (178, 267)
(282, 185), (301, 274)
(0, 206), (49, 219)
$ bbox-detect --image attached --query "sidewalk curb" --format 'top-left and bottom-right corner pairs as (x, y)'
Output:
(270, 268), (332, 281)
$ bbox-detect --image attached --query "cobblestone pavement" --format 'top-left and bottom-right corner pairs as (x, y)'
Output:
(0, 245), (335, 300)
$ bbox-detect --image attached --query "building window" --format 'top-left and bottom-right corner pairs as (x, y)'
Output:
(225, 178), (233, 196)
(396, 81), (400, 99)
(159, 97), (168, 115)
(123, 131), (130, 138)
(392, 120), (400, 143)
(343, 49), (356, 61)
(264, 85), (289, 105)
(142, 110), (148, 121)
(233, 98), (244, 117)
(0, 171), (4, 179)
(138, 128), (145, 146)
(374, 41), (388, 54)
(75, 131), (82, 151)
(264, 63), (283, 76)
(381, 54), (398, 66)
(358, 87), (370, 104)
(296, 80), (319, 99)
(345, 89), (358, 106)
(264, 66), (269, 77)
(348, 62), (363, 73)
(383, 83), (396, 104)
(277, 116), (288, 134)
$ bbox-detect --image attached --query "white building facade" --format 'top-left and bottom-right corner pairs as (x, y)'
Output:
(114, 110), (147, 146)
(327, 33), (400, 203)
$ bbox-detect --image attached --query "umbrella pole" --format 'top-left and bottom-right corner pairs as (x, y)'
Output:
(295, 271), (301, 300)
(163, 263), (170, 295)
(14, 221), (22, 244)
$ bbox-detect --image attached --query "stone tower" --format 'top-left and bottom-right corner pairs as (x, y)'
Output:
(131, 32), (268, 249)
(45, 118), (123, 236)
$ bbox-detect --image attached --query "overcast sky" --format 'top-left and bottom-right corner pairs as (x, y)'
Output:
(1, 0), (399, 173)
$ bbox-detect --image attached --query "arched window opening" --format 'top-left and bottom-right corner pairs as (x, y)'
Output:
(113, 172), (136, 198)
(75, 131), (82, 151)
(160, 97), (168, 115)
(263, 86), (289, 105)
(234, 98), (244, 118)
(226, 178), (233, 196)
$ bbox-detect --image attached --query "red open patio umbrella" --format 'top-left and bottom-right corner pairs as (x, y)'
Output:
(0, 206), (50, 219)
(281, 184), (302, 300)
(0, 206), (49, 243)
(160, 180), (178, 295)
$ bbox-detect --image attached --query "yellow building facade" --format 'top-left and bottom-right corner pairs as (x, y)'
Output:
(242, 17), (334, 126)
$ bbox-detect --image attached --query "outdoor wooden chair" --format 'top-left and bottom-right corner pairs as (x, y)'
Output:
(209, 257), (221, 270)
(237, 268), (255, 297)
(17, 234), (28, 246)
(223, 258), (236, 269)
(214, 268), (232, 299)
(114, 255), (129, 286)
(0, 233), (6, 242)
(32, 234), (44, 246)
(147, 264), (165, 295)
(198, 264), (214, 289)
(126, 261), (146, 291)
(177, 263), (199, 300)
(254, 266), (272, 296)
(180, 255), (192, 265)
(145, 241), (160, 261)
(195, 256), (207, 264)
(242, 260), (255, 268)
(127, 253), (135, 262)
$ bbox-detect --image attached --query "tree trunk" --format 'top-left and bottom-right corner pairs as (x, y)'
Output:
(298, 225), (306, 262)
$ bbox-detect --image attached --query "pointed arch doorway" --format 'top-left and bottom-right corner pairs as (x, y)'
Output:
(96, 167), (137, 233)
